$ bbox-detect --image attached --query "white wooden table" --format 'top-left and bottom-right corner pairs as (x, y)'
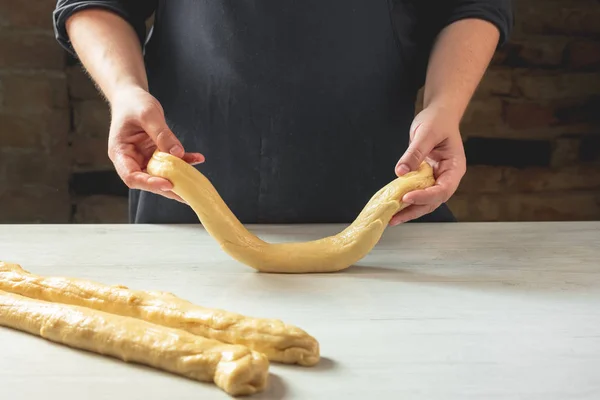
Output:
(0, 222), (599, 399)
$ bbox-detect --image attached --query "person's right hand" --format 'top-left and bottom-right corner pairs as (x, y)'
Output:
(107, 86), (205, 203)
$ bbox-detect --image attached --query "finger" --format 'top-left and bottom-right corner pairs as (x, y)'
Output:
(126, 170), (187, 204)
(139, 104), (185, 157)
(113, 151), (187, 203)
(395, 123), (437, 176)
(402, 170), (453, 206)
(136, 180), (187, 203)
(114, 152), (172, 190)
(404, 160), (465, 205)
(402, 184), (448, 206)
(182, 152), (206, 165)
(389, 203), (439, 226)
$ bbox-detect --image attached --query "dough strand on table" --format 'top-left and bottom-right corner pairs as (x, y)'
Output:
(0, 289), (269, 397)
(0, 262), (320, 366)
(146, 150), (435, 273)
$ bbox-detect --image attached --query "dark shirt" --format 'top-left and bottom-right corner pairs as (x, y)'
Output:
(53, 0), (513, 224)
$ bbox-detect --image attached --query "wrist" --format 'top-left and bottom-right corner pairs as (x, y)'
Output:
(422, 99), (464, 126)
(108, 83), (149, 106)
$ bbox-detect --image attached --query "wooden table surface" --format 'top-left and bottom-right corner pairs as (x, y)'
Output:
(0, 222), (599, 399)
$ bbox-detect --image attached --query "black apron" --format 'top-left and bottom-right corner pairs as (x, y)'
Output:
(130, 0), (456, 224)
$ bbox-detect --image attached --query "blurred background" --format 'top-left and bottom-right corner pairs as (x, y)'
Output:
(0, 0), (599, 224)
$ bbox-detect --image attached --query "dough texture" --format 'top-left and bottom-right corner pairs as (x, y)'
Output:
(0, 289), (269, 396)
(146, 151), (435, 273)
(0, 262), (319, 366)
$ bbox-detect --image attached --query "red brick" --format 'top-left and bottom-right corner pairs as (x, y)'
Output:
(0, 31), (65, 69)
(566, 40), (600, 70)
(0, 0), (57, 29)
(490, 45), (509, 66)
(551, 137), (581, 167)
(2, 150), (69, 189)
(504, 165), (600, 192)
(0, 72), (68, 113)
(515, 37), (568, 67)
(73, 195), (128, 223)
(556, 97), (600, 126)
(504, 102), (559, 130)
(456, 166), (507, 194)
(461, 125), (597, 141)
(516, 1), (600, 36)
(71, 136), (113, 171)
(0, 110), (69, 150)
(504, 95), (600, 131)
(514, 70), (600, 100)
(461, 98), (504, 131)
(494, 37), (568, 68)
(504, 192), (600, 221)
(447, 194), (502, 222)
(73, 100), (111, 139)
(504, 96), (599, 132)
(451, 190), (600, 222)
(67, 66), (103, 101)
(475, 68), (512, 97)
(0, 186), (71, 223)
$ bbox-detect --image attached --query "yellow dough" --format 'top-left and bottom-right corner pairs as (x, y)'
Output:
(146, 151), (435, 273)
(0, 290), (269, 396)
(0, 262), (319, 366)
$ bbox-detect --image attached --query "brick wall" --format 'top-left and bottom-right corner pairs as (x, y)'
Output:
(0, 0), (73, 223)
(1, 0), (599, 223)
(421, 0), (600, 221)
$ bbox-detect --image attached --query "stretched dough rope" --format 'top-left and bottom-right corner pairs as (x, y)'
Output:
(0, 262), (319, 366)
(146, 151), (435, 273)
(0, 290), (269, 397)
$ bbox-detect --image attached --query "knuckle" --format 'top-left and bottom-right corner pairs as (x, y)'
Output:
(412, 147), (425, 161)
(155, 129), (171, 144)
(405, 148), (424, 166)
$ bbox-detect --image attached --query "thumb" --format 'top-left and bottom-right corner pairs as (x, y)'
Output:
(395, 123), (436, 176)
(140, 106), (185, 158)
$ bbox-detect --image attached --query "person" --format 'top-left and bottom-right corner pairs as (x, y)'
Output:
(53, 1), (512, 225)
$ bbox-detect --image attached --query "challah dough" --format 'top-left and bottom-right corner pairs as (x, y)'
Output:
(0, 289), (269, 396)
(0, 262), (319, 366)
(146, 151), (435, 273)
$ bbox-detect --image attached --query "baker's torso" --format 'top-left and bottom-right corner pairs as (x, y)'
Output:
(131, 0), (452, 223)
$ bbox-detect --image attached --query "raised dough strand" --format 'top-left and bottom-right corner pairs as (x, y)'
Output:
(146, 151), (435, 273)
(0, 290), (269, 396)
(0, 262), (320, 366)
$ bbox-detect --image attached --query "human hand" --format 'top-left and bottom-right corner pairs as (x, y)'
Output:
(389, 104), (466, 225)
(107, 86), (205, 203)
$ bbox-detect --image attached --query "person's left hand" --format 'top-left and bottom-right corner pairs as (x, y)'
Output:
(389, 104), (467, 226)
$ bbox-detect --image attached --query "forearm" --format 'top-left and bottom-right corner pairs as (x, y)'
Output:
(422, 18), (500, 123)
(66, 8), (148, 102)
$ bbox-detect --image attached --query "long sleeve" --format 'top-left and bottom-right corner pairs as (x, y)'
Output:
(53, 0), (158, 57)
